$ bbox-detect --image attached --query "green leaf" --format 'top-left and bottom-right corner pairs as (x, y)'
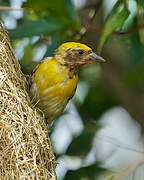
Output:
(23, 0), (79, 23)
(98, 1), (129, 52)
(65, 164), (106, 180)
(66, 126), (96, 157)
(137, 0), (144, 45)
(80, 82), (118, 121)
(65, 0), (79, 22)
(9, 19), (63, 39)
(127, 32), (144, 65)
(137, 0), (144, 8)
(0, 0), (10, 6)
(44, 35), (62, 57)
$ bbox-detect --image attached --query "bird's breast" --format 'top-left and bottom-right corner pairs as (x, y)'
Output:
(30, 59), (78, 121)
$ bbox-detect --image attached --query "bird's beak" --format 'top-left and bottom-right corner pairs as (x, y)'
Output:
(88, 52), (106, 63)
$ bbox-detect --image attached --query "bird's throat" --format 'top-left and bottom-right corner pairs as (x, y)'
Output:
(67, 65), (79, 79)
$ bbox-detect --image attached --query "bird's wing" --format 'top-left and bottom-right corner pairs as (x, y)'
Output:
(31, 57), (53, 75)
(27, 57), (53, 90)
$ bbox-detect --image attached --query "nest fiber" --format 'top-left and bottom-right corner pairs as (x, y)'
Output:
(0, 24), (56, 179)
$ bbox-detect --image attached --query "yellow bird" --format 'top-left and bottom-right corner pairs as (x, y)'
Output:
(30, 42), (105, 124)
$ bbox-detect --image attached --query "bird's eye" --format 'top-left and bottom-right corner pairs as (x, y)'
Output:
(78, 49), (84, 55)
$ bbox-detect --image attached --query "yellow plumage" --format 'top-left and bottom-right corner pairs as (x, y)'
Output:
(30, 42), (105, 124)
(30, 58), (78, 122)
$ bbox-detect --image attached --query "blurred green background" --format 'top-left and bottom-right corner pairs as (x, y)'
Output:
(1, 0), (144, 179)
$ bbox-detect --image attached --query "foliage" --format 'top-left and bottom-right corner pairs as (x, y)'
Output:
(98, 0), (130, 52)
(1, 0), (144, 179)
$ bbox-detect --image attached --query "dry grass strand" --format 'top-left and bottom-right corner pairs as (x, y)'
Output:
(0, 23), (56, 179)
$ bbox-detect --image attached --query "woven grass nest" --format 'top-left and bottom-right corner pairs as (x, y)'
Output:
(0, 24), (56, 179)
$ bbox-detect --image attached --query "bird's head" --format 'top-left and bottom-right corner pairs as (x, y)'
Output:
(54, 42), (105, 69)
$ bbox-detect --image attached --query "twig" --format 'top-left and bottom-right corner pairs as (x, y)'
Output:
(86, 24), (144, 36)
(75, 0), (102, 41)
(0, 6), (23, 11)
